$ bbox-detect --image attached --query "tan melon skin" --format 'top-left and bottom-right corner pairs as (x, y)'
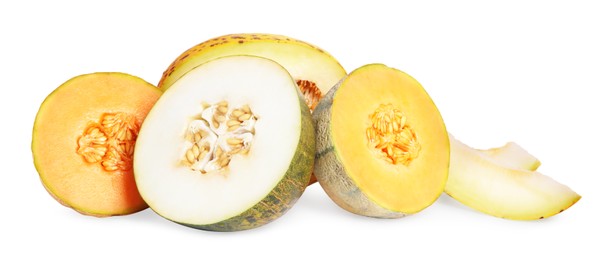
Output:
(313, 79), (406, 219)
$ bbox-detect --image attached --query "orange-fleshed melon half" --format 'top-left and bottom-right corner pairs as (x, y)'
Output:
(313, 64), (449, 218)
(32, 72), (161, 216)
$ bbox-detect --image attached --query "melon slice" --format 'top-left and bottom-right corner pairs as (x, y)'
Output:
(446, 136), (581, 220)
(134, 55), (314, 231)
(32, 72), (161, 216)
(313, 64), (449, 218)
(479, 141), (541, 171)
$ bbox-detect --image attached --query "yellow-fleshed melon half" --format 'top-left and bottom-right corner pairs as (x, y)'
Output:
(313, 64), (449, 218)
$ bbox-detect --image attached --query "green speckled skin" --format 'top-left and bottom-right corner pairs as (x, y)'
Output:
(181, 94), (315, 232)
(159, 33), (344, 91)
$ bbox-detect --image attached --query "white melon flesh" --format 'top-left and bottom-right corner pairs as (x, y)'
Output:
(447, 136), (580, 220)
(134, 56), (312, 230)
(480, 142), (541, 171)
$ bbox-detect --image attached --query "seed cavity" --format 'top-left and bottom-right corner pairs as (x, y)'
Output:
(183, 100), (257, 174)
(296, 79), (322, 111)
(77, 112), (138, 172)
(366, 103), (421, 166)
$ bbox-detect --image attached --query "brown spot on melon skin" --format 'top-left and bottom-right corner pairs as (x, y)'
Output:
(157, 33), (343, 90)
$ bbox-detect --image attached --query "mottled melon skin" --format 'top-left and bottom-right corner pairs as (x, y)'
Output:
(158, 33), (346, 92)
(313, 80), (406, 219)
(179, 94), (315, 231)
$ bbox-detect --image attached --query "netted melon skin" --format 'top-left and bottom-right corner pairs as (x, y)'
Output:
(312, 80), (405, 219)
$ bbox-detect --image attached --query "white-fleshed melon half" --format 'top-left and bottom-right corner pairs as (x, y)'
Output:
(134, 55), (314, 231)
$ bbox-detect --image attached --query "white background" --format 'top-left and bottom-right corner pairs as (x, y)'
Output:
(2, 0), (609, 259)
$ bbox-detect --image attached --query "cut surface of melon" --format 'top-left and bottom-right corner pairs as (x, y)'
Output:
(446, 136), (580, 220)
(32, 72), (161, 216)
(158, 33), (346, 186)
(479, 141), (541, 171)
(313, 64), (449, 217)
(135, 55), (313, 231)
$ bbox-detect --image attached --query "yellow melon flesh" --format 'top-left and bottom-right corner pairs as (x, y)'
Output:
(446, 136), (580, 220)
(32, 72), (161, 216)
(314, 64), (449, 217)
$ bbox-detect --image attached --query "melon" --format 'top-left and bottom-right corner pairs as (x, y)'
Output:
(134, 55), (314, 231)
(158, 33), (346, 185)
(158, 33), (346, 112)
(445, 136), (580, 220)
(313, 64), (449, 218)
(32, 72), (161, 216)
(479, 141), (541, 171)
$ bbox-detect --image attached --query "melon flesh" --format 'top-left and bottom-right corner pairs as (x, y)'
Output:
(157, 33), (346, 186)
(479, 141), (541, 171)
(446, 136), (580, 220)
(313, 64), (449, 217)
(32, 72), (161, 216)
(134, 55), (314, 231)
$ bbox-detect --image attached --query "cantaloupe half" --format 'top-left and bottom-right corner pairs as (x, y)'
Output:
(446, 136), (580, 220)
(313, 64), (449, 218)
(32, 72), (162, 216)
(134, 56), (314, 231)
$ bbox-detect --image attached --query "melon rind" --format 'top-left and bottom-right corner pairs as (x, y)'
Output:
(313, 79), (406, 219)
(158, 33), (346, 94)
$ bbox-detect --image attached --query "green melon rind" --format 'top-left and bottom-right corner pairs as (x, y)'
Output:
(312, 78), (406, 219)
(179, 92), (315, 232)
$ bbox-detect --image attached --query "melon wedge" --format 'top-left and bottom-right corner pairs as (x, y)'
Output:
(32, 72), (161, 216)
(134, 56), (314, 231)
(480, 141), (541, 171)
(313, 64), (449, 218)
(446, 136), (580, 220)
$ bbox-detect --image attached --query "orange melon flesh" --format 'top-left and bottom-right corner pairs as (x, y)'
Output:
(32, 72), (161, 216)
(328, 64), (449, 214)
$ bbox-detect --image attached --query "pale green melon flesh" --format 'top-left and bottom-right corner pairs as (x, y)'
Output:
(480, 142), (541, 171)
(446, 136), (580, 220)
